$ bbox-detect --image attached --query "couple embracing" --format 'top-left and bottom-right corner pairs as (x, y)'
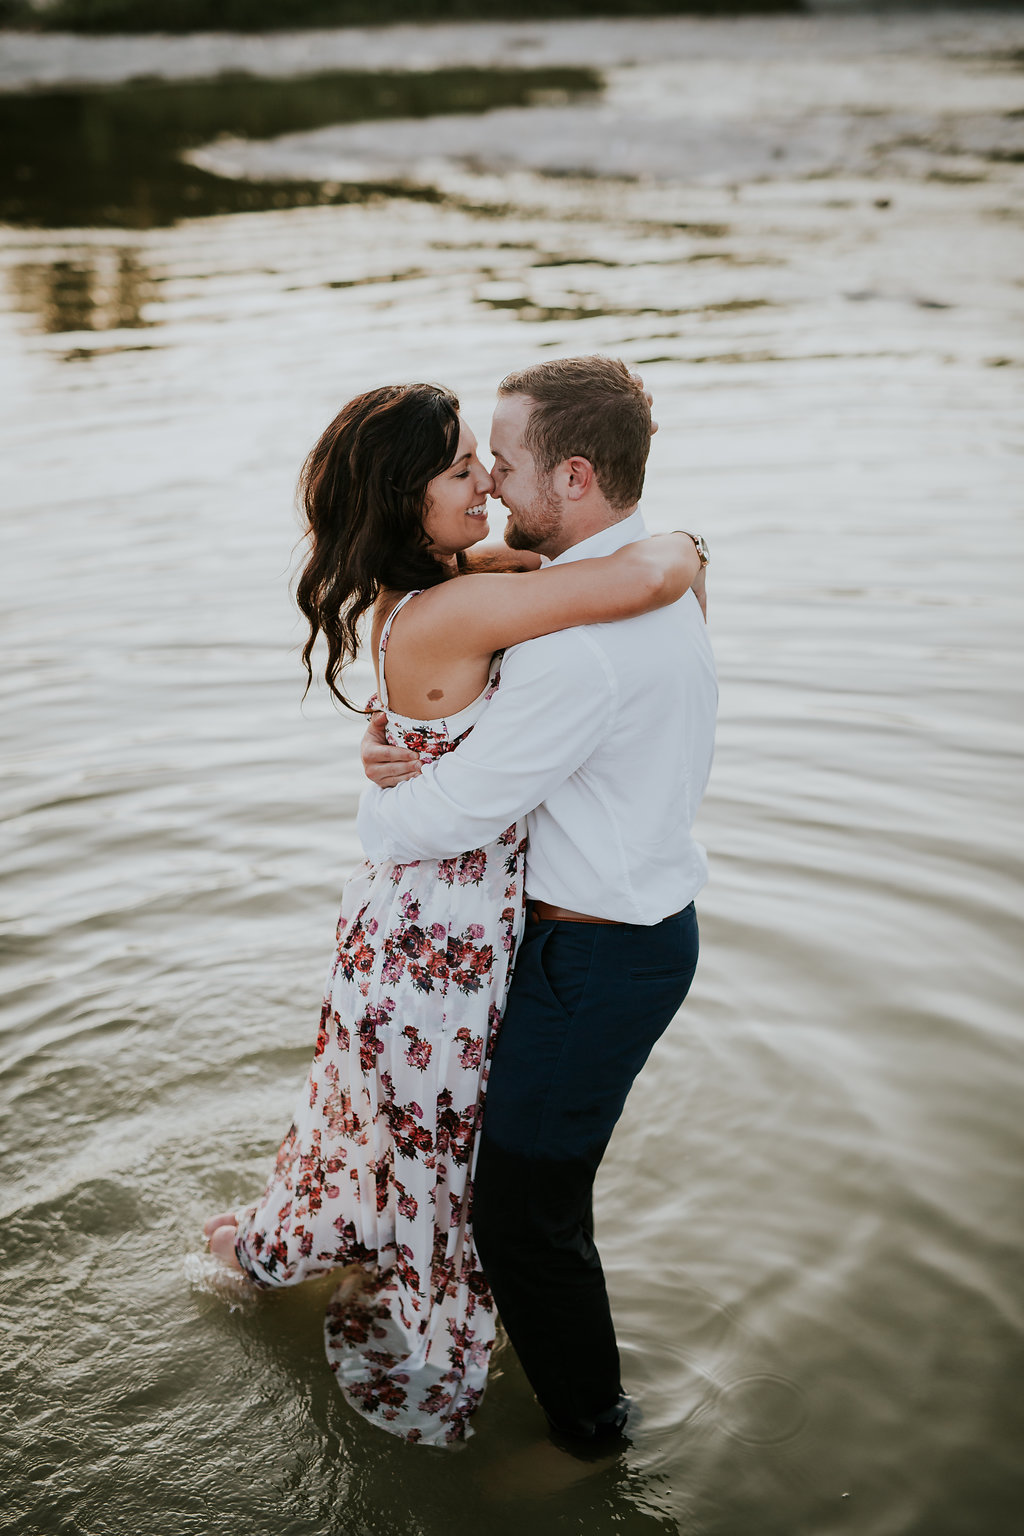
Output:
(203, 355), (718, 1450)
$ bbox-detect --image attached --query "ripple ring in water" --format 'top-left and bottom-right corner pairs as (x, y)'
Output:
(714, 1372), (809, 1446)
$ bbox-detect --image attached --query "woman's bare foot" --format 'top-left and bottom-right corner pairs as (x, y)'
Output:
(207, 1220), (243, 1271)
(203, 1210), (244, 1272)
(203, 1209), (238, 1238)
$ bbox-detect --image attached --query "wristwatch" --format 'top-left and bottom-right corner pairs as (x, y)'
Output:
(679, 531), (709, 567)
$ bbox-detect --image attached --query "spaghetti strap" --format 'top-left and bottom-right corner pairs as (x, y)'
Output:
(377, 590), (422, 710)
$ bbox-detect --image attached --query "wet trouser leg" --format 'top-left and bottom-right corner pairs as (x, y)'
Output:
(473, 904), (699, 1437)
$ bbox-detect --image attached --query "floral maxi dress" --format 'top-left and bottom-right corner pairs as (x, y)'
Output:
(234, 592), (526, 1445)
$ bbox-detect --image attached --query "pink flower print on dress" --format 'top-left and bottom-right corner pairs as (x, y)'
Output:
(352, 939), (375, 974)
(406, 960), (436, 995)
(315, 998), (331, 1059)
(348, 1370), (409, 1419)
(373, 1157), (390, 1214)
(357, 1001), (392, 1074)
(425, 947), (450, 985)
(321, 1064), (361, 1143)
(419, 1380), (455, 1417)
(454, 1027), (483, 1072)
(395, 1246), (421, 1295)
(381, 950), (405, 985)
(457, 850), (486, 886)
(402, 1025), (433, 1071)
(385, 1097), (434, 1161)
(484, 1002), (503, 1060)
(435, 1088), (477, 1169)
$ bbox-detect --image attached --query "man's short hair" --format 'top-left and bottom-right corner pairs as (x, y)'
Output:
(497, 355), (652, 513)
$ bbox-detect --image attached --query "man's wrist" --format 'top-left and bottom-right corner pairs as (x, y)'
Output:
(675, 531), (709, 567)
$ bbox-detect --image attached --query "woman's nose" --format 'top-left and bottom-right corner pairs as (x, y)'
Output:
(477, 464), (496, 495)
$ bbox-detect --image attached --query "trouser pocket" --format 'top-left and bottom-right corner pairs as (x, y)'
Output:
(535, 921), (599, 1022)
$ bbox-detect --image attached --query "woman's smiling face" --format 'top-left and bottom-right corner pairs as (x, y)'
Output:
(421, 418), (495, 558)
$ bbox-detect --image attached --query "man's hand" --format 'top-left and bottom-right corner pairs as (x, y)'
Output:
(461, 545), (543, 573)
(361, 712), (422, 787)
(693, 564), (707, 622)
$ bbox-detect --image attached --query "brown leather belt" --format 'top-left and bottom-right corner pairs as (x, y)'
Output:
(527, 899), (618, 926)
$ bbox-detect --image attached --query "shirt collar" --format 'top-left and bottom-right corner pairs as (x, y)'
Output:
(549, 508), (648, 565)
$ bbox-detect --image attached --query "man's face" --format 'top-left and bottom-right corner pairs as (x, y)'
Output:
(489, 393), (564, 555)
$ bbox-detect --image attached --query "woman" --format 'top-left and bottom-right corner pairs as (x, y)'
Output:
(203, 382), (699, 1446)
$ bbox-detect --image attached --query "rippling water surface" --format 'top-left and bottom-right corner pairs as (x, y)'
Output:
(2, 14), (1023, 1535)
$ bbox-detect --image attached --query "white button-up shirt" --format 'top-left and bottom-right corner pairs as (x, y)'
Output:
(357, 511), (718, 925)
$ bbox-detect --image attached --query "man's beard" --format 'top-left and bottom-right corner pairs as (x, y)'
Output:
(503, 479), (563, 554)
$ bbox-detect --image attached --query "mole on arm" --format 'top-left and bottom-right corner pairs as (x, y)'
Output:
(427, 689), (444, 702)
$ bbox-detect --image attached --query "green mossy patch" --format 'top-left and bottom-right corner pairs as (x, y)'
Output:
(0, 65), (602, 227)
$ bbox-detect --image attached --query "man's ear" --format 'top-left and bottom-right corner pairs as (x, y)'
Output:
(564, 456), (595, 501)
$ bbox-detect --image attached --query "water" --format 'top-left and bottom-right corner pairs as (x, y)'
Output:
(0, 65), (601, 226)
(2, 13), (1023, 1535)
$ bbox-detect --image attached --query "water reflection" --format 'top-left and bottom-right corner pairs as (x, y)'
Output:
(475, 286), (772, 325)
(0, 66), (601, 229)
(2, 15), (1022, 1535)
(10, 248), (154, 332)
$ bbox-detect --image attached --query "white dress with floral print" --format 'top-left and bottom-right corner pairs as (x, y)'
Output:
(234, 592), (526, 1446)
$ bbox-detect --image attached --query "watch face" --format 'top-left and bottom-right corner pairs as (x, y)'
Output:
(695, 535), (709, 565)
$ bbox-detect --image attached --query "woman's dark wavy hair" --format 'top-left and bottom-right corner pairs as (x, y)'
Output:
(295, 382), (462, 709)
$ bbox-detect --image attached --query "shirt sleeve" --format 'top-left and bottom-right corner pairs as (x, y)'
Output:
(356, 627), (615, 863)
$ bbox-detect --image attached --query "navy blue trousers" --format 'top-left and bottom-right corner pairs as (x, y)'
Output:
(472, 904), (699, 1435)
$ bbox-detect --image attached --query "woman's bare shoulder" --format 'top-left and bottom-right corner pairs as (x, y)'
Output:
(370, 587), (412, 651)
(388, 573), (521, 660)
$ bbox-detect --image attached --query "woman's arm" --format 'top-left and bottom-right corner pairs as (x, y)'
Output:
(409, 533), (701, 662)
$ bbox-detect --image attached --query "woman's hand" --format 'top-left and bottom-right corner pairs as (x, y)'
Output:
(628, 370), (658, 435)
(361, 713), (422, 787)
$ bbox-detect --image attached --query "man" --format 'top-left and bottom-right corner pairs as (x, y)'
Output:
(357, 356), (717, 1448)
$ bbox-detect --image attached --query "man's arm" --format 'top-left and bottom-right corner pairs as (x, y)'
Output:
(461, 544), (543, 573)
(357, 628), (613, 864)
